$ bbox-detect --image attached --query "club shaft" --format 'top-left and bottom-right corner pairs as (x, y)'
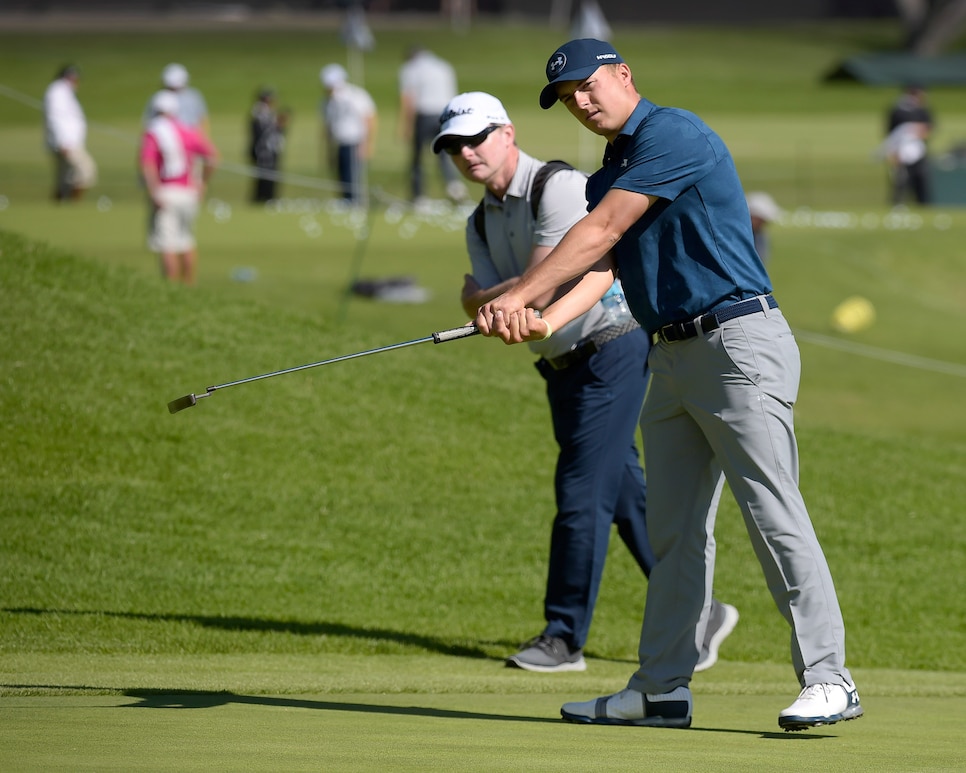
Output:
(168, 324), (479, 412)
(209, 335), (433, 392)
(208, 327), (484, 392)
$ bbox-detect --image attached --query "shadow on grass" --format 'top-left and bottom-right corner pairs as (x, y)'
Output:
(133, 693), (837, 738)
(121, 691), (563, 723)
(0, 684), (837, 738)
(2, 606), (493, 659)
(126, 693), (832, 737)
(121, 691), (835, 741)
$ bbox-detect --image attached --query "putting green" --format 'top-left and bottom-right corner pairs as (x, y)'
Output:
(2, 691), (963, 772)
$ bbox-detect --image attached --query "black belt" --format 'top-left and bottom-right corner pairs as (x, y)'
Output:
(652, 295), (778, 345)
(543, 318), (640, 371)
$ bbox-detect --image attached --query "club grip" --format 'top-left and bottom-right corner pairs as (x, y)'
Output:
(432, 324), (480, 344)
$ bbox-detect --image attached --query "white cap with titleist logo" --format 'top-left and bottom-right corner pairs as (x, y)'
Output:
(432, 92), (511, 154)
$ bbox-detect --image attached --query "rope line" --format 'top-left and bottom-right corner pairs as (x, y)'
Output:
(793, 328), (966, 378)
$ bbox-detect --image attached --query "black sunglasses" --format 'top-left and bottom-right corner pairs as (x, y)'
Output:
(440, 125), (502, 156)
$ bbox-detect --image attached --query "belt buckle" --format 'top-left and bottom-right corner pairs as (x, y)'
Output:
(657, 321), (681, 344)
(673, 320), (694, 341)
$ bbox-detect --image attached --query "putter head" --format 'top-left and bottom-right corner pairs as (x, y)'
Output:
(167, 393), (197, 414)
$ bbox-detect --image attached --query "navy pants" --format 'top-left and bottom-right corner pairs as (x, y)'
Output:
(536, 327), (655, 651)
(891, 158), (931, 205)
(410, 113), (459, 199)
(336, 144), (361, 202)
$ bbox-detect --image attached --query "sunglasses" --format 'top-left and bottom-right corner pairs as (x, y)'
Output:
(440, 125), (502, 156)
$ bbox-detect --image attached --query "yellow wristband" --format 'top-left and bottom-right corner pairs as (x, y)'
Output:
(541, 320), (553, 340)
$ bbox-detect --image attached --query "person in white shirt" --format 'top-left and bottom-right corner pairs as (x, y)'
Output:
(882, 83), (933, 205)
(43, 64), (97, 202)
(745, 191), (783, 265)
(319, 64), (377, 205)
(142, 63), (210, 136)
(398, 46), (466, 203)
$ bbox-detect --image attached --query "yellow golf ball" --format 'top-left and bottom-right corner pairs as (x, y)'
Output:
(831, 296), (876, 334)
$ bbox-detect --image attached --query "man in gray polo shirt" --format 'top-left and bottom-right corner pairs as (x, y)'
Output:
(435, 91), (738, 674)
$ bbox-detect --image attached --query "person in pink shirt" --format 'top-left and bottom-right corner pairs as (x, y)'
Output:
(139, 90), (218, 285)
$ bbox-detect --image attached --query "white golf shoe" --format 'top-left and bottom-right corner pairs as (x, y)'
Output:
(561, 686), (692, 727)
(778, 682), (864, 731)
(694, 599), (739, 672)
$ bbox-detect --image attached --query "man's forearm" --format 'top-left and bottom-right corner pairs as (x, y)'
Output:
(461, 276), (519, 318)
(140, 164), (161, 196)
(541, 264), (615, 333)
(512, 218), (614, 307)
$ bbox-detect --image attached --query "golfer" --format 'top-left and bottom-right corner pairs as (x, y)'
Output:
(434, 91), (738, 674)
(475, 38), (862, 731)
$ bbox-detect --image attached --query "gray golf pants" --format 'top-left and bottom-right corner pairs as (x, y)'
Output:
(627, 307), (854, 694)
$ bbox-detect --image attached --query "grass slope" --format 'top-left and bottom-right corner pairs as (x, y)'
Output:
(2, 219), (964, 671)
(0, 229), (555, 658)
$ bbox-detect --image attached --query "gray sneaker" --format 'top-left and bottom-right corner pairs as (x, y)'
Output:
(506, 635), (587, 673)
(694, 600), (739, 672)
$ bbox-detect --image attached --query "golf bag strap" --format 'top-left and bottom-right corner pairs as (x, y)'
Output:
(472, 160), (576, 245)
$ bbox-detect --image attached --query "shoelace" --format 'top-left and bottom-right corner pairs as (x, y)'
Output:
(522, 634), (566, 656)
(797, 684), (831, 701)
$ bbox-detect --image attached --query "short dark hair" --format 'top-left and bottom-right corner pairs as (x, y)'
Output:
(57, 63), (80, 80)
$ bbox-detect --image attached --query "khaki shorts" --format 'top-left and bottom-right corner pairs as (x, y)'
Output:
(148, 185), (200, 254)
(57, 146), (98, 191)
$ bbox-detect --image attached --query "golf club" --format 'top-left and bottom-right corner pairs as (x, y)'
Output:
(167, 323), (480, 414)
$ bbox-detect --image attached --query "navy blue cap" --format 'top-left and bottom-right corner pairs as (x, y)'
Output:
(539, 38), (624, 109)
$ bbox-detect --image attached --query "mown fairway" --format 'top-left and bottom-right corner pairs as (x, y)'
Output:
(1, 16), (965, 772)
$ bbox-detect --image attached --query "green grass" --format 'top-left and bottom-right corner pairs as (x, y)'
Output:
(2, 18), (966, 772)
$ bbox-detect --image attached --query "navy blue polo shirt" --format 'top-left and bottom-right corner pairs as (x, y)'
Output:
(586, 98), (771, 334)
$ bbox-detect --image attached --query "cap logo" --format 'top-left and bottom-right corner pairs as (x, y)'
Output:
(597, 53), (617, 61)
(440, 106), (473, 124)
(548, 52), (567, 79)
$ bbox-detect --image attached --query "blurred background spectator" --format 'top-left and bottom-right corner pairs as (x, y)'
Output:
(139, 90), (218, 285)
(745, 191), (783, 266)
(882, 83), (934, 206)
(249, 87), (289, 203)
(319, 63), (377, 206)
(43, 64), (97, 202)
(398, 45), (466, 204)
(142, 63), (210, 136)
